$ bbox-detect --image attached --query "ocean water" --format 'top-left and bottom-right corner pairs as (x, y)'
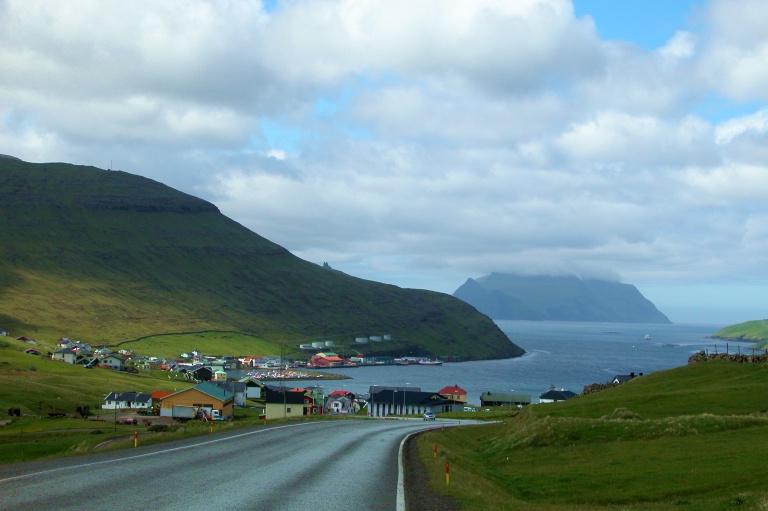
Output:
(284, 321), (735, 405)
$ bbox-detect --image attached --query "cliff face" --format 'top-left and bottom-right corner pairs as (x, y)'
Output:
(454, 273), (671, 324)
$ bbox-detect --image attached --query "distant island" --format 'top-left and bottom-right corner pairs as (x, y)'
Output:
(453, 273), (671, 324)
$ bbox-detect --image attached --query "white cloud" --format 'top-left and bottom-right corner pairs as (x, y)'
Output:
(699, 0), (768, 101)
(1, 0), (768, 323)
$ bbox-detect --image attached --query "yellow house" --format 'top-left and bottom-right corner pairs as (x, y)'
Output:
(438, 384), (468, 404)
(265, 386), (307, 420)
(159, 382), (234, 419)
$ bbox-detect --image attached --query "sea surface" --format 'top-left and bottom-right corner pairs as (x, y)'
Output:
(262, 321), (739, 405)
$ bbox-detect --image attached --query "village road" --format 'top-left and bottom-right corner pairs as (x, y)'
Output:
(0, 418), (456, 511)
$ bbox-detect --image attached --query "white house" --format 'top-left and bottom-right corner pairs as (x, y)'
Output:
(240, 377), (266, 399)
(101, 354), (127, 371)
(102, 392), (151, 410)
(52, 348), (77, 364)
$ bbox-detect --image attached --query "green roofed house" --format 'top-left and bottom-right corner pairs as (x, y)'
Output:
(480, 391), (531, 408)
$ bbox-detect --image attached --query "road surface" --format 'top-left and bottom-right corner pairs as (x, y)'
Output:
(0, 418), (455, 511)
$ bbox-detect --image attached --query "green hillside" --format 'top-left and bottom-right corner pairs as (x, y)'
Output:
(0, 157), (522, 360)
(712, 319), (768, 347)
(418, 359), (768, 510)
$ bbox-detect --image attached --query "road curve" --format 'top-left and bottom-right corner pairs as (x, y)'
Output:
(0, 418), (453, 511)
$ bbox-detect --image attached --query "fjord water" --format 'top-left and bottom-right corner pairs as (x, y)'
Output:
(311, 321), (730, 405)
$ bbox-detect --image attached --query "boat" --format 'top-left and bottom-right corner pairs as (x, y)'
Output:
(418, 359), (442, 366)
(644, 335), (651, 340)
(395, 358), (410, 366)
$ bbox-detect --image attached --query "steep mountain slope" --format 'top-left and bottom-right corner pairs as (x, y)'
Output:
(454, 273), (671, 324)
(0, 157), (523, 360)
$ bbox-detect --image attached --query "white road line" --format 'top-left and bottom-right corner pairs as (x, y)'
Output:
(0, 422), (314, 484)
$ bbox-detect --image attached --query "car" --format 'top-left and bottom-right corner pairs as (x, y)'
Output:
(423, 411), (436, 421)
(118, 417), (138, 425)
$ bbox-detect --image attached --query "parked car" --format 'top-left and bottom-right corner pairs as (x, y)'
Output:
(423, 411), (436, 421)
(118, 417), (138, 425)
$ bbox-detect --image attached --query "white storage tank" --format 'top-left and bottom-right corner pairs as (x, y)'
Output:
(355, 337), (368, 344)
(325, 341), (335, 347)
(312, 341), (325, 348)
(383, 334), (392, 341)
(369, 336), (382, 342)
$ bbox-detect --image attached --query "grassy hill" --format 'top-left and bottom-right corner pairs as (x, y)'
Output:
(713, 319), (768, 348)
(0, 157), (522, 360)
(417, 359), (768, 510)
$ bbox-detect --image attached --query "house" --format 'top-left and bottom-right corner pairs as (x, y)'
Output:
(324, 393), (359, 414)
(300, 386), (325, 415)
(438, 384), (468, 404)
(240, 377), (266, 399)
(611, 372), (641, 384)
(102, 392), (152, 410)
(52, 348), (77, 364)
(100, 353), (127, 371)
(367, 387), (459, 417)
(479, 391), (532, 408)
(0, 329), (7, 336)
(209, 381), (247, 407)
(158, 382), (234, 419)
(309, 352), (344, 367)
(264, 386), (307, 420)
(538, 387), (577, 403)
(183, 365), (214, 382)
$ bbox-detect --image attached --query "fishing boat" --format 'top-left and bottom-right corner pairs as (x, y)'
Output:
(418, 359), (442, 366)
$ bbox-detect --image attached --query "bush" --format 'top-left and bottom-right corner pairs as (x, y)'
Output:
(147, 424), (173, 432)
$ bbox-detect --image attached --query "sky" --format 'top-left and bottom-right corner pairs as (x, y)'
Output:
(1, 0), (767, 326)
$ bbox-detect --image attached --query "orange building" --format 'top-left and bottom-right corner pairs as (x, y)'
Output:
(159, 382), (234, 419)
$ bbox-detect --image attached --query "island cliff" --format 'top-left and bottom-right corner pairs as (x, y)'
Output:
(454, 273), (671, 324)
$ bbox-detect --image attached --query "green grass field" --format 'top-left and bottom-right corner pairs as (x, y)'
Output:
(418, 360), (768, 510)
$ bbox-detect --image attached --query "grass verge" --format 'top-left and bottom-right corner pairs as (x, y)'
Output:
(417, 360), (768, 510)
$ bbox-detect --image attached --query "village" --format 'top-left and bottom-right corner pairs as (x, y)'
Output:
(7, 332), (569, 425)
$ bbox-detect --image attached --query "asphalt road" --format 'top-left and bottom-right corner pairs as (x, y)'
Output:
(0, 418), (454, 511)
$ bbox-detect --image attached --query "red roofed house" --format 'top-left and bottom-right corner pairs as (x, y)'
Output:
(438, 385), (468, 404)
(151, 391), (173, 403)
(309, 352), (344, 367)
